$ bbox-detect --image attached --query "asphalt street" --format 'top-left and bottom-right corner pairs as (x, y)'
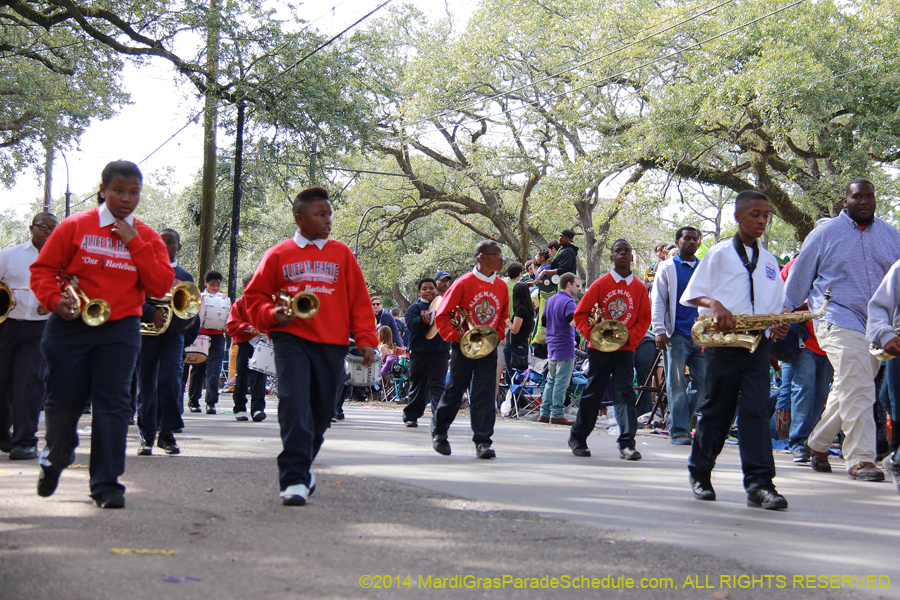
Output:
(0, 396), (896, 600)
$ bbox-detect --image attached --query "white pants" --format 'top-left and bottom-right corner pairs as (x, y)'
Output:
(809, 322), (878, 469)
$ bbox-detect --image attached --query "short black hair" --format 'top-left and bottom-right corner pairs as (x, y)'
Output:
(160, 228), (181, 243)
(418, 277), (436, 290)
(611, 238), (630, 249)
(31, 212), (57, 226)
(537, 250), (550, 261)
(675, 226), (701, 241)
(98, 160), (142, 205)
(474, 240), (500, 258)
(241, 273), (254, 287)
(735, 190), (769, 209)
(205, 270), (223, 283)
(547, 240), (561, 250)
(292, 186), (330, 214)
(846, 178), (875, 195)
(559, 272), (577, 289)
(507, 261), (524, 279)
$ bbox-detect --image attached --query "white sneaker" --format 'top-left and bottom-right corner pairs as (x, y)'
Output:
(234, 412), (249, 421)
(280, 474), (315, 506)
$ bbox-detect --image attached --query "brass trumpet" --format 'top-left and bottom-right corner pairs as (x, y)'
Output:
(692, 291), (831, 352)
(0, 279), (18, 323)
(60, 275), (111, 326)
(273, 289), (319, 320)
(450, 307), (499, 359)
(587, 304), (629, 352)
(141, 281), (202, 336)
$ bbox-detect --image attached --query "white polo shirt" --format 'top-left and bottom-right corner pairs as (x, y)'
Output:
(680, 238), (783, 316)
(0, 241), (48, 321)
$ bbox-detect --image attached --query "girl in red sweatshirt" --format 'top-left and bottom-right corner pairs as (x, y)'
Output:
(242, 186), (377, 506)
(568, 239), (650, 461)
(30, 160), (174, 509)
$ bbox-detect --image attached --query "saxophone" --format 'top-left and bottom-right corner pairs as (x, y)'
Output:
(870, 327), (900, 361)
(691, 291), (830, 352)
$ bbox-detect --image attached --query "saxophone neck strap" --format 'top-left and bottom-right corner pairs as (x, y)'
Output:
(732, 235), (759, 312)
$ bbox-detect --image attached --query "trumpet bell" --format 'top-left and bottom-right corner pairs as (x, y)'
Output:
(291, 291), (319, 319)
(82, 299), (111, 327)
(424, 295), (443, 340)
(460, 325), (500, 359)
(589, 320), (629, 352)
(172, 281), (201, 320)
(0, 279), (16, 323)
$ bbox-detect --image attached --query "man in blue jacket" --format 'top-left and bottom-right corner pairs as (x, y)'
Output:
(402, 278), (450, 427)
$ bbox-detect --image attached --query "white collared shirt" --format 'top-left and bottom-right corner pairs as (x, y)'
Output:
(681, 238), (783, 316)
(171, 260), (178, 268)
(0, 241), (48, 320)
(98, 202), (135, 227)
(292, 231), (327, 250)
(472, 267), (497, 284)
(609, 270), (635, 285)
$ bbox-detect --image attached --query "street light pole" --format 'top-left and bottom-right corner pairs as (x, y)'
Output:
(59, 149), (71, 217)
(354, 204), (401, 256)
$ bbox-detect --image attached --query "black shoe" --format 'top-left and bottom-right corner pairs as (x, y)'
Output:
(157, 433), (180, 455)
(93, 490), (125, 509)
(690, 476), (716, 501)
(334, 412), (345, 421)
(9, 446), (37, 460)
(252, 411), (267, 422)
(137, 439), (152, 456)
(432, 435), (451, 456)
(205, 405), (216, 415)
(0, 438), (13, 453)
(404, 419), (418, 428)
(188, 403), (202, 413)
(886, 451), (900, 496)
(475, 443), (496, 459)
(37, 466), (61, 498)
(747, 487), (788, 510)
(568, 436), (591, 457)
(619, 447), (642, 461)
(172, 428), (183, 433)
(282, 494), (306, 506)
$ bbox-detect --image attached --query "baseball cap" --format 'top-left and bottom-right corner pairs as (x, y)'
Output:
(561, 228), (576, 239)
(434, 270), (451, 281)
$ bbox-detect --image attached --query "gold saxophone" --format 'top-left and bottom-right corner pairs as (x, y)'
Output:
(691, 291), (831, 352)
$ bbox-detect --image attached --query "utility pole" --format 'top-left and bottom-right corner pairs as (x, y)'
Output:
(227, 100), (245, 303)
(198, 0), (220, 280)
(42, 141), (53, 212)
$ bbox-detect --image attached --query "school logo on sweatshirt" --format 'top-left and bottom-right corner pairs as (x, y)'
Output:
(473, 299), (495, 324)
(81, 235), (131, 260)
(607, 296), (628, 320)
(283, 260), (340, 284)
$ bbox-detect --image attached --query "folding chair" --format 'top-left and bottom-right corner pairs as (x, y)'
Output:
(635, 349), (668, 430)
(505, 368), (544, 419)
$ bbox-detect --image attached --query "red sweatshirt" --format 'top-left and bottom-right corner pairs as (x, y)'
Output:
(30, 207), (174, 321)
(574, 272), (651, 352)
(226, 296), (263, 344)
(436, 270), (510, 344)
(243, 237), (378, 349)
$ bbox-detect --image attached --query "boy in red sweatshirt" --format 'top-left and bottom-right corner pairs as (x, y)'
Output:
(431, 240), (509, 459)
(30, 160), (174, 508)
(570, 239), (651, 461)
(226, 274), (267, 422)
(243, 187), (377, 506)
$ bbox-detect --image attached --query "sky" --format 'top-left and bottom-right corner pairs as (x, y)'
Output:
(0, 0), (476, 219)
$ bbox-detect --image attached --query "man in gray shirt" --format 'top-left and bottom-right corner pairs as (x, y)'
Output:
(784, 178), (900, 482)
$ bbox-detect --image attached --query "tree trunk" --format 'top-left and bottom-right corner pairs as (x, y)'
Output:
(227, 100), (245, 303)
(198, 0), (220, 280)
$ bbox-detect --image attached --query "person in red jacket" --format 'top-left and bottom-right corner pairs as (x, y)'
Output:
(569, 239), (651, 461)
(30, 160), (174, 509)
(431, 240), (509, 459)
(226, 274), (267, 422)
(243, 186), (376, 506)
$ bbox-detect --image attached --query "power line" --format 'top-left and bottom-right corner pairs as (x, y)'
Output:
(384, 0), (807, 143)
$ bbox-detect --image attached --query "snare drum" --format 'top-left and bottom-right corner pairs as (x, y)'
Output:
(200, 295), (230, 330)
(345, 349), (382, 387)
(248, 338), (277, 377)
(184, 335), (210, 364)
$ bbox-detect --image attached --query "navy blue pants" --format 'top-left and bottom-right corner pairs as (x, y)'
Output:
(431, 343), (497, 445)
(40, 316), (140, 497)
(0, 319), (46, 449)
(136, 331), (185, 444)
(688, 340), (776, 492)
(271, 333), (347, 492)
(233, 341), (266, 414)
(403, 350), (449, 423)
(187, 333), (225, 406)
(570, 348), (637, 450)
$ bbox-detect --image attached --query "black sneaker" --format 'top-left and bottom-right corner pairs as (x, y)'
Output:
(37, 466), (61, 497)
(568, 436), (591, 457)
(92, 490), (125, 509)
(188, 403), (202, 413)
(690, 476), (716, 501)
(747, 487), (788, 510)
(252, 411), (267, 422)
(432, 435), (451, 456)
(403, 419), (418, 428)
(137, 439), (152, 456)
(157, 432), (180, 455)
(205, 405), (216, 415)
(9, 446), (37, 460)
(475, 443), (495, 459)
(886, 451), (900, 496)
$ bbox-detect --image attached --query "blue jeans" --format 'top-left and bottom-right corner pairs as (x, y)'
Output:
(785, 349), (832, 452)
(540, 358), (575, 419)
(665, 333), (707, 438)
(769, 361), (794, 439)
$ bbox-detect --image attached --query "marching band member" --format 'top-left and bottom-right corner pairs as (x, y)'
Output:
(135, 228), (196, 456)
(243, 186), (376, 506)
(401, 277), (450, 428)
(569, 239), (651, 461)
(226, 274), (267, 423)
(30, 160), (173, 508)
(0, 212), (57, 460)
(431, 240), (509, 459)
(681, 190), (789, 510)
(188, 270), (230, 414)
